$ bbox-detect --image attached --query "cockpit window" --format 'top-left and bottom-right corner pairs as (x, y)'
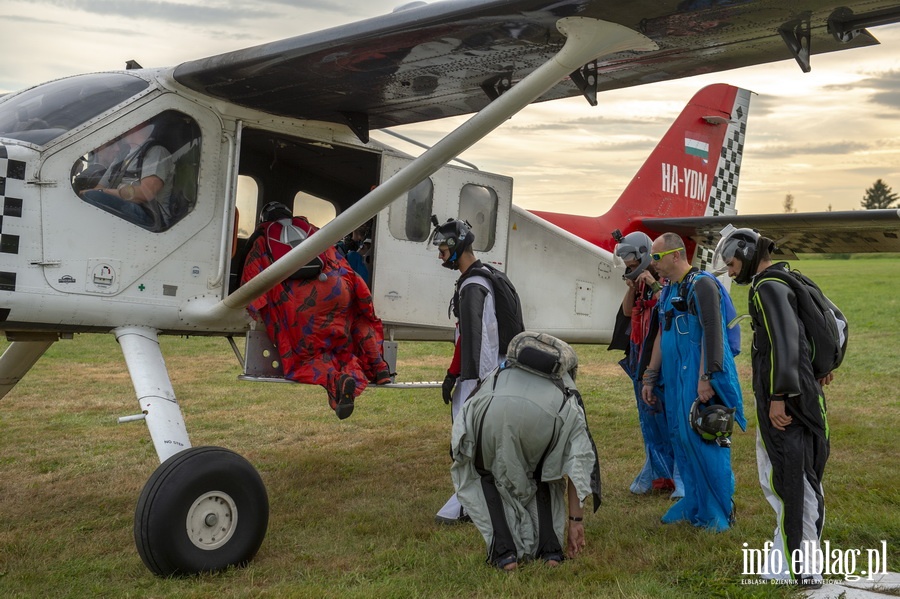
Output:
(0, 73), (148, 146)
(72, 110), (202, 233)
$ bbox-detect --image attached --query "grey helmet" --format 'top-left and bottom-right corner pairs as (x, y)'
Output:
(712, 225), (774, 285)
(614, 231), (653, 281)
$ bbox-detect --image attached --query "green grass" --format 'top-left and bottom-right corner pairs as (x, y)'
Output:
(0, 258), (897, 598)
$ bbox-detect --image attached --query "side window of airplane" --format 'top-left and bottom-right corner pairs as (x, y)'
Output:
(459, 184), (498, 252)
(235, 175), (259, 239)
(388, 177), (434, 242)
(294, 191), (336, 227)
(70, 110), (201, 233)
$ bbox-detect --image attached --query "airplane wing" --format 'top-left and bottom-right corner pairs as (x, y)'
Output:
(641, 209), (900, 257)
(173, 0), (894, 138)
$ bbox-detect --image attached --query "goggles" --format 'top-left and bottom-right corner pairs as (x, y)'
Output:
(651, 247), (683, 261)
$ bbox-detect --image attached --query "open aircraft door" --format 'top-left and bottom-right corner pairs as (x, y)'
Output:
(372, 154), (513, 340)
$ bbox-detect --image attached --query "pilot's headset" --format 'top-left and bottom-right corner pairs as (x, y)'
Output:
(259, 202), (293, 224)
(428, 216), (475, 270)
(613, 230), (653, 281)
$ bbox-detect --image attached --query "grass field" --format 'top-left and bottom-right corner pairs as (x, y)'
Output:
(0, 258), (898, 598)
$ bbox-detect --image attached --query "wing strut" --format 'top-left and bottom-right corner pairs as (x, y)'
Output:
(0, 337), (56, 400)
(181, 17), (657, 327)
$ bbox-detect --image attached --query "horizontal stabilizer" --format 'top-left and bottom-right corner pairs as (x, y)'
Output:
(642, 209), (900, 255)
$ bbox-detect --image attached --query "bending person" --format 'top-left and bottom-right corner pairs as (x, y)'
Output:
(451, 332), (601, 570)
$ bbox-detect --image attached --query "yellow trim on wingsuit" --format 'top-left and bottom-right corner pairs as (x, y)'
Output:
(751, 277), (789, 395)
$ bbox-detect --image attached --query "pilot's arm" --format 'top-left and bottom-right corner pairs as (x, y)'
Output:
(754, 279), (803, 396)
(81, 144), (170, 203)
(83, 175), (163, 203)
(123, 175), (164, 203)
(458, 281), (498, 381)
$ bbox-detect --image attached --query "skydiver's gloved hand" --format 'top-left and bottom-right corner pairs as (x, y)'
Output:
(442, 372), (458, 405)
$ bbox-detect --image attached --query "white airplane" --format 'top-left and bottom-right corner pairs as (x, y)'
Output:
(1, 0), (900, 577)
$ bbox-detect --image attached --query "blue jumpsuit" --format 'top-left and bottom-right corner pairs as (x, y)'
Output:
(621, 281), (680, 495)
(657, 270), (745, 531)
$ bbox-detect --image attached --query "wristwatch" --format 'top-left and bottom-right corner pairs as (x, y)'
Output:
(117, 182), (136, 201)
(700, 373), (711, 381)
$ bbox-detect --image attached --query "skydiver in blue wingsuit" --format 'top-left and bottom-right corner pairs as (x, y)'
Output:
(613, 231), (683, 497)
(641, 232), (746, 531)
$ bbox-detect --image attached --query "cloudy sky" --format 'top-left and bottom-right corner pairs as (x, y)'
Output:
(2, 0), (899, 216)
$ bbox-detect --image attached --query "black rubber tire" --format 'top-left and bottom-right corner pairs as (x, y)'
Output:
(134, 446), (269, 576)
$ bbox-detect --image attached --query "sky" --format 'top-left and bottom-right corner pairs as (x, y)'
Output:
(2, 0), (900, 216)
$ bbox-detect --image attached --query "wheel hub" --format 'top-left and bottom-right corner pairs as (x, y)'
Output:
(186, 491), (238, 550)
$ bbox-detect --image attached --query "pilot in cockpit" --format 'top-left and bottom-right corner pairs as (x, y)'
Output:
(79, 123), (175, 228)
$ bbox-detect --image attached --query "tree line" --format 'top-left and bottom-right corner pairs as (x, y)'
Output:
(782, 179), (898, 212)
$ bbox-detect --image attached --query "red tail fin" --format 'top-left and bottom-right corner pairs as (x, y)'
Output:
(531, 84), (751, 253)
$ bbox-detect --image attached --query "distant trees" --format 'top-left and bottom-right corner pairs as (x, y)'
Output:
(783, 193), (797, 213)
(861, 179), (898, 209)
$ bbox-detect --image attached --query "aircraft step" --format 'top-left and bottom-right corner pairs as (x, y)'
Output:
(377, 381), (441, 389)
(237, 374), (440, 388)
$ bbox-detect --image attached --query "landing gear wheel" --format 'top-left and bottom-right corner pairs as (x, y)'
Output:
(134, 446), (269, 576)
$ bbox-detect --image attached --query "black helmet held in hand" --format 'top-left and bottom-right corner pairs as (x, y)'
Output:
(690, 395), (736, 448)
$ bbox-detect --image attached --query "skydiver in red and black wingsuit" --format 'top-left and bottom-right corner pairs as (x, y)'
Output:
(241, 203), (391, 420)
(715, 228), (830, 587)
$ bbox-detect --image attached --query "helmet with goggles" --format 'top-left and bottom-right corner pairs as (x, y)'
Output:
(613, 231), (653, 281)
(712, 225), (774, 285)
(689, 395), (736, 448)
(259, 201), (293, 223)
(428, 217), (475, 270)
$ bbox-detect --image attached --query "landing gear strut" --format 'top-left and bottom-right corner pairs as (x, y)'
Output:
(115, 326), (269, 575)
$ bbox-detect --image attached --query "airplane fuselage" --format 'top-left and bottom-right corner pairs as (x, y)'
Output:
(0, 67), (623, 344)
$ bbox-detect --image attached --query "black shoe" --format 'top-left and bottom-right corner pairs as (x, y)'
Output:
(541, 552), (564, 565)
(329, 374), (356, 420)
(435, 507), (471, 525)
(491, 552), (518, 571)
(375, 369), (392, 385)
